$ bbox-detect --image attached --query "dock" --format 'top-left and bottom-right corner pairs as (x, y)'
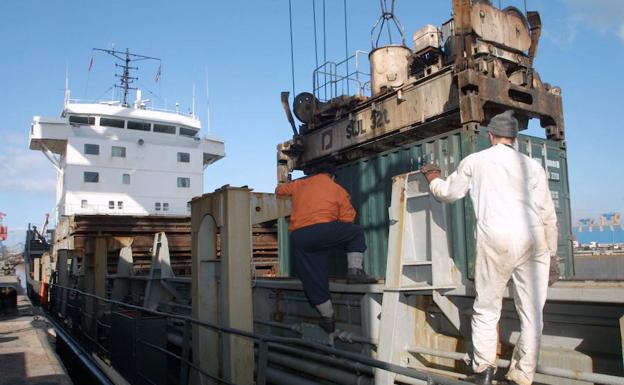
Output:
(0, 275), (72, 385)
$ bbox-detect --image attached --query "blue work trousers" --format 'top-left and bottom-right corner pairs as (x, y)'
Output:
(290, 221), (366, 305)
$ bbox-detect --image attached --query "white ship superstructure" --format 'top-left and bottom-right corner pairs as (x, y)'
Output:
(29, 55), (224, 219)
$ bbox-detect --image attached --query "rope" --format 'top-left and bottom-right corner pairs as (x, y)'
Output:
(288, 0), (296, 97)
(136, 81), (164, 103)
(94, 86), (114, 102)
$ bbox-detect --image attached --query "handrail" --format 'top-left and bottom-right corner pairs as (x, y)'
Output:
(66, 98), (196, 117)
(47, 283), (473, 385)
(313, 50), (371, 101)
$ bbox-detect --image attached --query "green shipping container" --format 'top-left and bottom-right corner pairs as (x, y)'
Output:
(281, 128), (573, 279)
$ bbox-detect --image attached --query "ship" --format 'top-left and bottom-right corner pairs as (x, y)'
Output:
(22, 2), (624, 385)
(29, 48), (225, 219)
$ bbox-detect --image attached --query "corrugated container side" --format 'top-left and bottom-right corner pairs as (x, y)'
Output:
(280, 129), (573, 279)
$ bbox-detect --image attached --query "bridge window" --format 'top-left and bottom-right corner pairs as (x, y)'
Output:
(122, 173), (130, 185)
(69, 115), (95, 125)
(177, 152), (190, 163)
(154, 123), (176, 134)
(127, 120), (151, 131)
(179, 127), (197, 137)
(100, 117), (125, 128)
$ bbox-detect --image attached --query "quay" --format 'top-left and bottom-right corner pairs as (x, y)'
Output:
(0, 275), (72, 385)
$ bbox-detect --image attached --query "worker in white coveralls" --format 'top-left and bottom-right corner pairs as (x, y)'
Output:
(420, 110), (558, 385)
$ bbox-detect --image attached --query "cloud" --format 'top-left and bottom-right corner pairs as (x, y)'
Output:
(564, 0), (624, 42)
(0, 145), (56, 193)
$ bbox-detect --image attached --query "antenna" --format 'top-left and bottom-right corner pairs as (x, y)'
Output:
(64, 65), (70, 106)
(192, 84), (196, 119)
(205, 65), (211, 135)
(92, 48), (161, 106)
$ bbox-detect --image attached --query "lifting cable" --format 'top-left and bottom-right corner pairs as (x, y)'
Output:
(288, 0), (296, 98)
(323, 0), (327, 65)
(323, 0), (327, 99)
(344, 0), (350, 94)
(313, 0), (319, 70)
(370, 0), (406, 48)
(385, 0), (393, 43)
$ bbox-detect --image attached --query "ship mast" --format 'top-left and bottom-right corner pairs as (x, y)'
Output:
(92, 48), (161, 106)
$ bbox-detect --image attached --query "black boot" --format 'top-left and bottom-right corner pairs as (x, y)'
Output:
(318, 316), (335, 333)
(465, 367), (495, 385)
(346, 268), (377, 284)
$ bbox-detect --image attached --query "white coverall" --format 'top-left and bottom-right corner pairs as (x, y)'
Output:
(429, 143), (558, 385)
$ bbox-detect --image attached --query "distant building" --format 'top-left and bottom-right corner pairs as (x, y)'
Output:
(573, 213), (623, 247)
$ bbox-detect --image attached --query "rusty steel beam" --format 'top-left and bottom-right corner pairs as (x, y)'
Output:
(452, 0), (474, 71)
(457, 68), (564, 139)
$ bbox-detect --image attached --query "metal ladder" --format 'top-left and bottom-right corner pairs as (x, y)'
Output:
(376, 171), (463, 384)
(144, 232), (178, 310)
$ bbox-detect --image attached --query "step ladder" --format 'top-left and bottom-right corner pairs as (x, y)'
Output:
(144, 232), (179, 310)
(376, 171), (463, 384)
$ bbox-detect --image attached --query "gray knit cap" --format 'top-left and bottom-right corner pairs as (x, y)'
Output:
(487, 110), (518, 138)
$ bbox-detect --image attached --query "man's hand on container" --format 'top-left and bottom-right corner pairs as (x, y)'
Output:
(420, 163), (441, 183)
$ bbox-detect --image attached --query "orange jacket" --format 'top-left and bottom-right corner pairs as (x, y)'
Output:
(275, 173), (356, 231)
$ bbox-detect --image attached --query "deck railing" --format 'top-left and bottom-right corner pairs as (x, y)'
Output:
(313, 50), (371, 102)
(44, 283), (473, 385)
(67, 99), (196, 118)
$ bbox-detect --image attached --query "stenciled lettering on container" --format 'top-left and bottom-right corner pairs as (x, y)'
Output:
(345, 108), (391, 139)
(321, 130), (333, 151)
(346, 119), (364, 139)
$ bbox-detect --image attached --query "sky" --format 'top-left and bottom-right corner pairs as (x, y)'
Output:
(0, 0), (623, 247)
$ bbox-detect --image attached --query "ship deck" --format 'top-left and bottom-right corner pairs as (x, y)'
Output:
(0, 276), (72, 385)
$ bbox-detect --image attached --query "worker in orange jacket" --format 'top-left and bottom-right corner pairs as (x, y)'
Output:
(276, 166), (376, 333)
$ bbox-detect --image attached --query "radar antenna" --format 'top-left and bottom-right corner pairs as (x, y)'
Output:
(92, 48), (161, 106)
